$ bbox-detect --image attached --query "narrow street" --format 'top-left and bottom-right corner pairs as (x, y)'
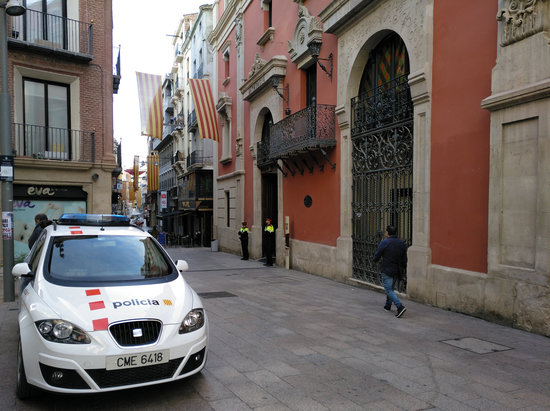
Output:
(1, 247), (549, 410)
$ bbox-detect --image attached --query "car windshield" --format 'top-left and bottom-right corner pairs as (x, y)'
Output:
(46, 235), (174, 284)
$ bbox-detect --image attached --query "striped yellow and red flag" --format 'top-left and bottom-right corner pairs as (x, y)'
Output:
(189, 78), (219, 141)
(147, 152), (159, 192)
(136, 72), (163, 140)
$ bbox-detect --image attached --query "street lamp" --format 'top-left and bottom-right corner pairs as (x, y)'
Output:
(1, 0), (25, 302)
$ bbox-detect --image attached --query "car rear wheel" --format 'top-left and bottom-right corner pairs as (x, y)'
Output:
(16, 338), (37, 400)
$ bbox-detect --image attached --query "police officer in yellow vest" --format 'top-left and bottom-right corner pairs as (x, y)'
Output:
(238, 221), (250, 260)
(263, 218), (274, 266)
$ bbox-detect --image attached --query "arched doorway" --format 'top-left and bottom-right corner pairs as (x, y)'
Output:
(351, 32), (413, 292)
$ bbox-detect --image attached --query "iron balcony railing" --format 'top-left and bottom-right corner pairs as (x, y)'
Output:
(8, 8), (93, 58)
(269, 103), (336, 159)
(187, 110), (197, 132)
(350, 75), (412, 135)
(186, 150), (213, 169)
(256, 140), (276, 168)
(13, 123), (95, 162)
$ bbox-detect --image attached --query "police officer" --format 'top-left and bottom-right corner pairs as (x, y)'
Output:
(238, 221), (250, 260)
(263, 218), (274, 266)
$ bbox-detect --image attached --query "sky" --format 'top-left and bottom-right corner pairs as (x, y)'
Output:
(112, 0), (207, 169)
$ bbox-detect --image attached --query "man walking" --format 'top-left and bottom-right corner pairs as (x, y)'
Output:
(373, 225), (408, 318)
(238, 221), (250, 260)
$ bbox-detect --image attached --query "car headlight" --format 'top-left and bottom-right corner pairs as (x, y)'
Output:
(35, 320), (91, 344)
(179, 308), (205, 334)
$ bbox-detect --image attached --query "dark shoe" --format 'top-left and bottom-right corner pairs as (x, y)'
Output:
(384, 304), (391, 311)
(395, 306), (407, 318)
(264, 263), (273, 266)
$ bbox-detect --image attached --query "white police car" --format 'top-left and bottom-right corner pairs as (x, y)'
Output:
(12, 214), (208, 398)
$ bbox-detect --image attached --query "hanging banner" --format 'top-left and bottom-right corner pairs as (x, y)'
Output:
(189, 78), (219, 141)
(136, 72), (163, 140)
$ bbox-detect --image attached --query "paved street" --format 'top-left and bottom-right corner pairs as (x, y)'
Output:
(1, 246), (549, 410)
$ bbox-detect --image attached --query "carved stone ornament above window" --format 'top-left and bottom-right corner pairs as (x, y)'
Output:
(216, 93), (233, 121)
(240, 54), (288, 102)
(257, 27), (275, 50)
(288, 3), (323, 69)
(496, 0), (547, 46)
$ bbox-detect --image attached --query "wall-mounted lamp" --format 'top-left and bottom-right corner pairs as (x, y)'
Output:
(91, 173), (99, 182)
(271, 77), (291, 116)
(4, 0), (26, 16)
(308, 41), (333, 81)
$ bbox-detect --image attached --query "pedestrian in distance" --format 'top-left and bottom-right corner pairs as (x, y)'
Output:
(373, 225), (408, 318)
(238, 221), (250, 260)
(263, 218), (274, 266)
(28, 213), (50, 250)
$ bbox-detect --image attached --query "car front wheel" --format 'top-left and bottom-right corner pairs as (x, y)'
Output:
(16, 338), (37, 400)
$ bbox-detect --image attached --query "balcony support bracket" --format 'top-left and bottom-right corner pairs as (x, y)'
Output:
(275, 162), (288, 177)
(292, 159), (304, 175)
(307, 150), (324, 172)
(281, 159), (295, 177)
(320, 148), (336, 170)
(301, 158), (313, 174)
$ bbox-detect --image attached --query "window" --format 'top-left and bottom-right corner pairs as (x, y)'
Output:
(359, 33), (409, 96)
(25, 0), (67, 48)
(46, 235), (175, 284)
(222, 116), (231, 161)
(23, 78), (70, 159)
(262, 0), (272, 30)
(223, 46), (230, 82)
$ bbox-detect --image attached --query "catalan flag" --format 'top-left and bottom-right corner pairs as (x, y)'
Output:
(136, 72), (163, 140)
(189, 78), (219, 141)
(147, 152), (159, 192)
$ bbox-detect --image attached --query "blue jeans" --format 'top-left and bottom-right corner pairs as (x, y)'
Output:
(381, 273), (403, 308)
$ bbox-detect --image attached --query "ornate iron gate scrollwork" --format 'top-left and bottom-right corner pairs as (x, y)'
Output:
(351, 74), (413, 292)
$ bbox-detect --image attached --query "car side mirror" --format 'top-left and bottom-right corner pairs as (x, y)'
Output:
(12, 262), (34, 278)
(176, 260), (189, 273)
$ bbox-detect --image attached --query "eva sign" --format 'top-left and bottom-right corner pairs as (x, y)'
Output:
(160, 191), (167, 210)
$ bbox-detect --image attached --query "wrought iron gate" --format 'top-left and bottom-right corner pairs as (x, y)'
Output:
(351, 75), (413, 292)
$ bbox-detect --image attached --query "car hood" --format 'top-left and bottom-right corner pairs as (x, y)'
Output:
(34, 278), (195, 332)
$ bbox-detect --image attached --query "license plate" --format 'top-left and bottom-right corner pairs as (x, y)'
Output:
(106, 349), (169, 370)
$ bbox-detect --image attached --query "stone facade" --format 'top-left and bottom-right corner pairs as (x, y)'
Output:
(481, 0), (550, 335)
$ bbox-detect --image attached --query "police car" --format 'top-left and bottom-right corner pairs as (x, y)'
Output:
(12, 214), (208, 398)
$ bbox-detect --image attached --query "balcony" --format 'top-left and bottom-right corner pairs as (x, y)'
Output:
(259, 103), (336, 175)
(186, 150), (213, 170)
(7, 8), (93, 61)
(187, 110), (197, 132)
(13, 123), (95, 162)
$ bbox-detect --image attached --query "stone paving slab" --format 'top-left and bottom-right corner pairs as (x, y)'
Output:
(0, 246), (549, 410)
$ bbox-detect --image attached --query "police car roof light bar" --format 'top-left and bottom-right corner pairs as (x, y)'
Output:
(57, 214), (130, 227)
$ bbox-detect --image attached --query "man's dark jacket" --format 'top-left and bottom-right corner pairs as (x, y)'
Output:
(28, 220), (51, 249)
(372, 235), (407, 278)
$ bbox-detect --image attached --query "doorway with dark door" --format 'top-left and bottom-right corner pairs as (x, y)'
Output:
(261, 172), (277, 261)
